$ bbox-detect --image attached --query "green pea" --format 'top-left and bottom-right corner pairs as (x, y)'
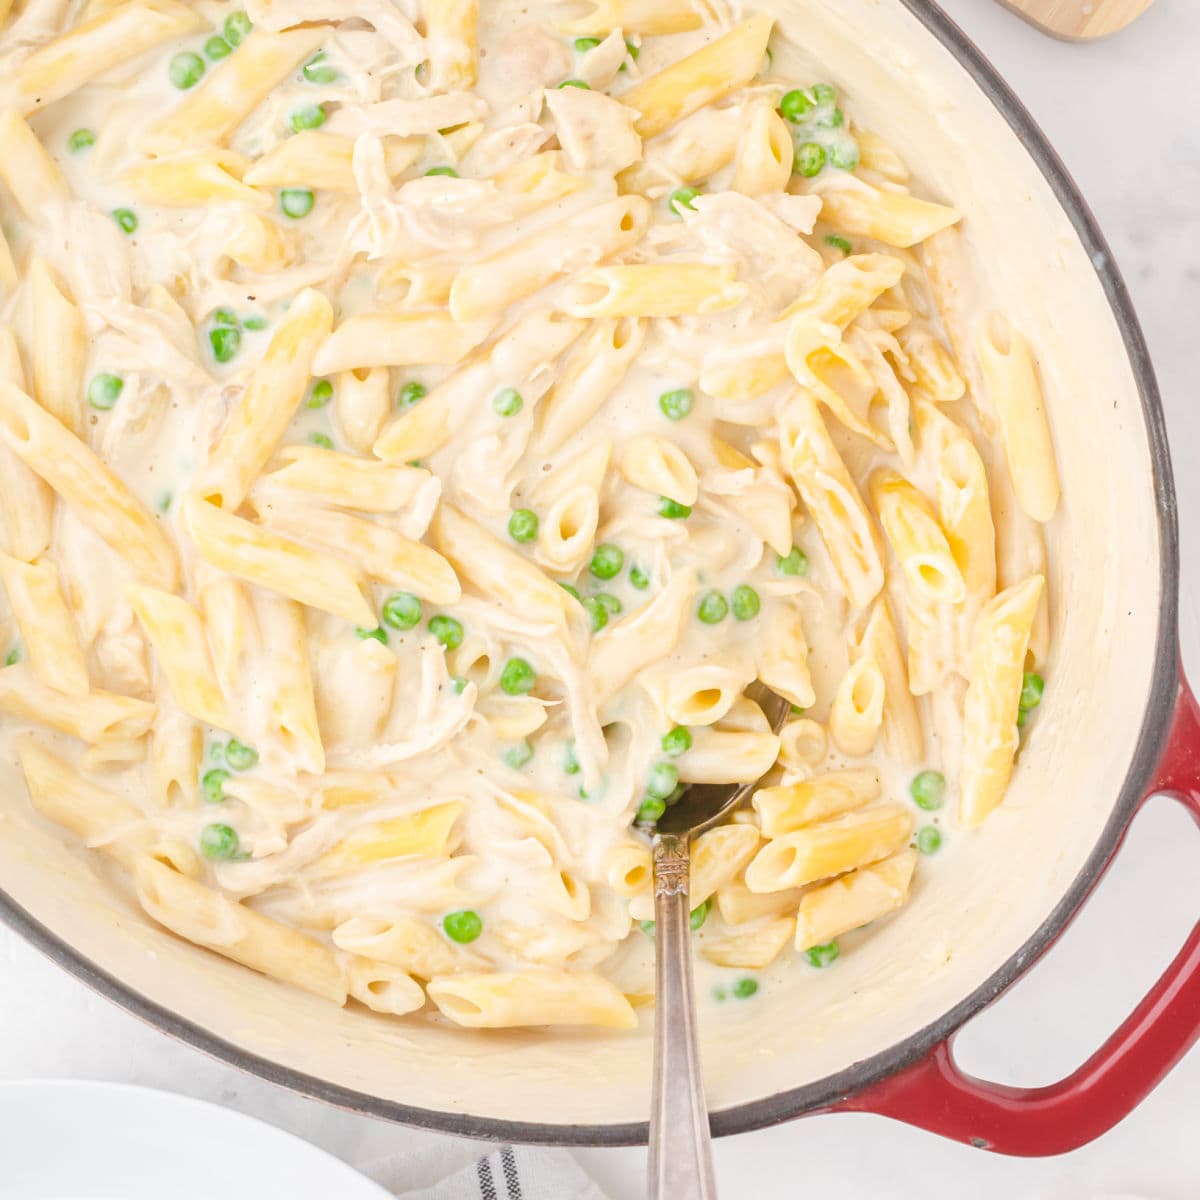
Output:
(443, 909), (483, 943)
(590, 543), (623, 580)
(803, 941), (839, 970)
(790, 704), (805, 715)
(732, 976), (759, 998)
(646, 762), (680, 801)
(581, 596), (608, 632)
(201, 767), (230, 803)
(825, 234), (853, 256)
(559, 582), (581, 600)
(280, 188), (314, 218)
(794, 142), (826, 178)
(356, 625), (387, 644)
(3, 647), (19, 667)
(242, 315), (268, 331)
(425, 165), (458, 177)
(779, 89), (812, 122)
(595, 593), (622, 616)
(558, 78), (590, 89)
(777, 547), (809, 576)
(1020, 671), (1045, 711)
(917, 825), (942, 855)
(712, 984), (728, 1002)
(573, 36), (601, 51)
(661, 726), (692, 757)
(563, 742), (580, 775)
(817, 106), (846, 130)
(658, 387), (694, 420)
(731, 584), (760, 621)
(697, 590), (728, 624)
(307, 379), (333, 408)
(829, 138), (860, 170)
(658, 497), (691, 520)
(303, 54), (339, 84)
(157, 492), (173, 514)
(209, 326), (240, 363)
(910, 770), (946, 812)
(640, 919), (656, 936)
(224, 10), (252, 46)
(200, 822), (241, 860)
(629, 565), (650, 590)
(308, 432), (333, 449)
(669, 186), (700, 216)
(492, 387), (523, 416)
(499, 657), (536, 696)
(205, 35), (232, 61)
(112, 208), (138, 234)
(450, 675), (467, 694)
(290, 104), (326, 132)
(87, 373), (124, 411)
(169, 51), (205, 89)
(382, 591), (422, 630)
(67, 128), (95, 152)
(428, 614), (464, 650)
(396, 381), (427, 407)
(690, 899), (710, 931)
(1017, 708), (1030, 730)
(625, 39), (640, 61)
(224, 739), (258, 771)
(811, 83), (837, 105)
(636, 797), (666, 824)
(508, 508), (538, 543)
(504, 740), (534, 769)
(212, 307), (238, 327)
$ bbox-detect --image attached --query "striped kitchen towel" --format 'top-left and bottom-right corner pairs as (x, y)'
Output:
(365, 1142), (610, 1200)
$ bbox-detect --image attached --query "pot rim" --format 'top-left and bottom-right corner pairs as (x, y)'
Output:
(0, 0), (1181, 1148)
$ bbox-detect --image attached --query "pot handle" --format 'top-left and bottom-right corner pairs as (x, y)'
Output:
(835, 672), (1200, 1156)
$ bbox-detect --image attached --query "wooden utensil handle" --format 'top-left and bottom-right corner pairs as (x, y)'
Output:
(998, 0), (1154, 40)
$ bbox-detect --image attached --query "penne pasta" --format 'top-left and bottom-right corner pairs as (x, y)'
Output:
(818, 182), (961, 248)
(960, 574), (1044, 828)
(0, 663), (155, 742)
(184, 497), (375, 626)
(427, 969), (637, 1029)
(128, 586), (229, 731)
(30, 258), (86, 437)
(621, 13), (774, 139)
(560, 264), (748, 319)
(198, 288), (334, 512)
(779, 391), (884, 611)
(745, 804), (914, 893)
(0, 383), (178, 589)
(978, 315), (1060, 523)
(12, 0), (201, 112)
(0, 552), (88, 696)
(141, 27), (327, 154)
(794, 849), (918, 951)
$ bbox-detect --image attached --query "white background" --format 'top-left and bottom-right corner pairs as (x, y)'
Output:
(2, 2), (1199, 1196)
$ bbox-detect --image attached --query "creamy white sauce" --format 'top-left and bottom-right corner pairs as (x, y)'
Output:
(0, 0), (999, 1020)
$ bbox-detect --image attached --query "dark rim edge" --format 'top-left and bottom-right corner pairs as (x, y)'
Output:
(0, 0), (1181, 1148)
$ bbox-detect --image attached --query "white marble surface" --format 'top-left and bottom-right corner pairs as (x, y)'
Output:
(4, 2), (1200, 1196)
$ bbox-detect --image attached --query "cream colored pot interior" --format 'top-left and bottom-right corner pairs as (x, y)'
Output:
(0, 0), (1164, 1130)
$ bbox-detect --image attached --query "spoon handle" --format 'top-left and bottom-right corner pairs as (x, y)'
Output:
(648, 833), (718, 1200)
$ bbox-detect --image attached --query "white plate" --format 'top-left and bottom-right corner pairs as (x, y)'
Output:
(0, 1080), (394, 1200)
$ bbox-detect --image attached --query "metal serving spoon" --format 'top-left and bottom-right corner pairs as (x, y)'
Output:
(646, 685), (791, 1199)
